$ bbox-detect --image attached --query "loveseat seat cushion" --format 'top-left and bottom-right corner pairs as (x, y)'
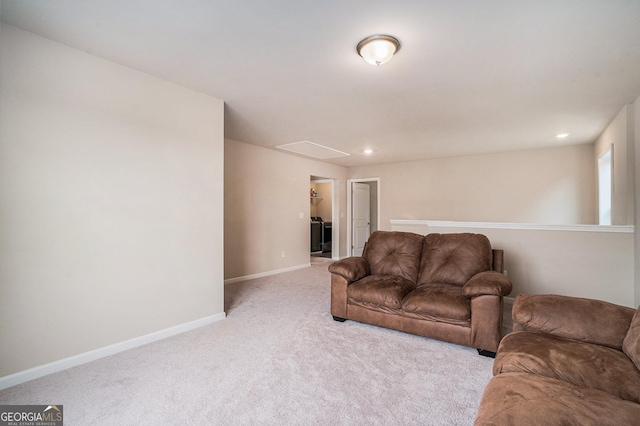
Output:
(623, 306), (640, 370)
(401, 283), (471, 324)
(347, 275), (416, 311)
(474, 372), (640, 426)
(363, 231), (424, 283)
(494, 331), (640, 404)
(418, 233), (492, 286)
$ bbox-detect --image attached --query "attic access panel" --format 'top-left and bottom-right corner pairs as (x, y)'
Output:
(275, 141), (350, 160)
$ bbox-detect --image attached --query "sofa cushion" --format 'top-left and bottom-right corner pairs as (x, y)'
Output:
(401, 283), (471, 322)
(494, 331), (640, 404)
(512, 294), (635, 350)
(363, 231), (424, 283)
(623, 306), (640, 370)
(347, 275), (416, 310)
(418, 233), (491, 286)
(475, 372), (640, 426)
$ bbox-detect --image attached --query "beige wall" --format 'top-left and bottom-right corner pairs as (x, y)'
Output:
(348, 144), (597, 229)
(634, 96), (640, 307)
(224, 139), (347, 280)
(0, 26), (225, 377)
(595, 104), (635, 225)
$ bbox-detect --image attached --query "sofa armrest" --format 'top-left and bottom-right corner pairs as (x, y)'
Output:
(463, 271), (512, 297)
(512, 294), (636, 350)
(328, 257), (371, 283)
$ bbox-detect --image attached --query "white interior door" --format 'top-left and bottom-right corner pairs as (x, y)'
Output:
(352, 182), (371, 256)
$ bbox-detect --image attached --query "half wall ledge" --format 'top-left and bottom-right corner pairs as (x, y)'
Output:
(390, 220), (634, 234)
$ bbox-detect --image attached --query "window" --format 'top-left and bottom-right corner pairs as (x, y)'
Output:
(598, 146), (613, 225)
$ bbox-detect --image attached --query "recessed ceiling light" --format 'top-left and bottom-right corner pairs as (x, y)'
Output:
(364, 149), (373, 155)
(556, 133), (570, 139)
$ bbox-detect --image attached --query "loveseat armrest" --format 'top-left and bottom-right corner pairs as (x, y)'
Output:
(328, 257), (371, 283)
(463, 271), (512, 297)
(512, 294), (636, 350)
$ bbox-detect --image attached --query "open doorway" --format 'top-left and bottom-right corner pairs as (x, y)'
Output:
(310, 177), (338, 260)
(346, 178), (380, 257)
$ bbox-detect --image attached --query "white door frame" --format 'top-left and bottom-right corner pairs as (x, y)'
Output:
(346, 178), (380, 257)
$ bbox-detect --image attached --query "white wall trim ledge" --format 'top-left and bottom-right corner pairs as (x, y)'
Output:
(390, 220), (634, 234)
(224, 263), (311, 285)
(0, 312), (226, 391)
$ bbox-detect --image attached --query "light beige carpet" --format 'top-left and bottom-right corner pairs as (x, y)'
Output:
(0, 257), (498, 425)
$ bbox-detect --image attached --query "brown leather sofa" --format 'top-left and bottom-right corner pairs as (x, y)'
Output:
(475, 294), (640, 425)
(328, 231), (512, 355)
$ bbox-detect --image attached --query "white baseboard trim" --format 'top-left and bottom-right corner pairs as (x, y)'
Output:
(224, 263), (310, 285)
(0, 312), (226, 391)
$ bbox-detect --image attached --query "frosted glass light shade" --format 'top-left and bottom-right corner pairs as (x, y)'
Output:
(357, 35), (401, 66)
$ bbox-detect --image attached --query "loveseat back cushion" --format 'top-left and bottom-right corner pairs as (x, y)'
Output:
(418, 233), (492, 286)
(623, 306), (640, 369)
(363, 231), (424, 283)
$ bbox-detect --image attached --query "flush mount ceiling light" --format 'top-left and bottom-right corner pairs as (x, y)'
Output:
(356, 35), (401, 66)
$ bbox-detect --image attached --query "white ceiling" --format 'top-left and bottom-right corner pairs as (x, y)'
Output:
(2, 0), (640, 167)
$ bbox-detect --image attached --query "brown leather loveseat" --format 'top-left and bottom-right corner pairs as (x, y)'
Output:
(328, 231), (512, 355)
(475, 294), (640, 425)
